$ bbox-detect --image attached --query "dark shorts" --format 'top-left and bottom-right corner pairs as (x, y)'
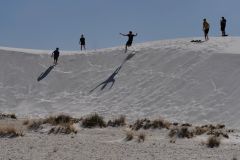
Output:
(221, 26), (225, 31)
(204, 29), (209, 35)
(81, 42), (85, 45)
(126, 41), (132, 46)
(54, 55), (59, 60)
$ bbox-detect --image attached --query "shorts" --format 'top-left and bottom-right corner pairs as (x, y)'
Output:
(54, 55), (59, 61)
(126, 41), (132, 46)
(204, 29), (209, 35)
(221, 26), (225, 31)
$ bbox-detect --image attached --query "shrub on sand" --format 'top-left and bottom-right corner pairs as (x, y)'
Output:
(168, 128), (178, 138)
(43, 114), (74, 126)
(0, 113), (17, 119)
(168, 127), (193, 139)
(48, 123), (77, 134)
(152, 118), (171, 129)
(125, 131), (134, 141)
(194, 126), (208, 136)
(207, 136), (220, 148)
(131, 118), (171, 130)
(81, 113), (106, 128)
(23, 119), (29, 125)
(130, 119), (146, 130)
(137, 132), (146, 143)
(107, 115), (126, 127)
(178, 127), (194, 138)
(27, 115), (78, 134)
(0, 126), (23, 138)
(27, 120), (43, 131)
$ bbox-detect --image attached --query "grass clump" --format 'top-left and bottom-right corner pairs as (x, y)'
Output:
(168, 127), (194, 139)
(81, 113), (106, 128)
(43, 114), (74, 126)
(0, 126), (23, 138)
(130, 118), (171, 130)
(107, 115), (126, 127)
(0, 113), (17, 119)
(26, 114), (78, 134)
(152, 118), (171, 129)
(178, 127), (194, 138)
(194, 126), (208, 136)
(137, 132), (146, 143)
(207, 136), (221, 148)
(27, 120), (43, 131)
(48, 123), (77, 134)
(23, 119), (30, 125)
(125, 131), (134, 141)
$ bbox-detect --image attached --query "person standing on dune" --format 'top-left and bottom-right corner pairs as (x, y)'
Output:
(79, 34), (86, 51)
(220, 17), (227, 36)
(51, 48), (60, 65)
(203, 18), (210, 41)
(120, 31), (137, 53)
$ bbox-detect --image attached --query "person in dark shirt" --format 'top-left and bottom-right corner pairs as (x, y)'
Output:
(120, 31), (137, 53)
(79, 34), (86, 51)
(51, 48), (60, 65)
(220, 17), (227, 36)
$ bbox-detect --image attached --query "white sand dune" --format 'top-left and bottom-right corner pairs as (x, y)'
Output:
(1, 37), (240, 128)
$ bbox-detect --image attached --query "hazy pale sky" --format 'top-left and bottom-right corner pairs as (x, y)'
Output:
(0, 0), (239, 50)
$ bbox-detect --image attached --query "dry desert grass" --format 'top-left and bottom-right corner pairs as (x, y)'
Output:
(0, 125), (23, 138)
(81, 113), (106, 128)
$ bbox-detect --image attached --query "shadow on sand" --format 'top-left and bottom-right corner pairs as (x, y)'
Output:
(89, 52), (136, 93)
(37, 65), (55, 81)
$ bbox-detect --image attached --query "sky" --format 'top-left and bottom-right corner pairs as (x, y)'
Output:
(0, 0), (240, 50)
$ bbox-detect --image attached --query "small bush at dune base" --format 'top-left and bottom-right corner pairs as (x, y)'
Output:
(48, 123), (77, 134)
(0, 126), (23, 138)
(81, 113), (106, 128)
(107, 115), (126, 127)
(137, 132), (146, 143)
(168, 127), (193, 139)
(43, 114), (76, 126)
(23, 119), (30, 125)
(27, 120), (43, 131)
(207, 136), (220, 148)
(125, 131), (134, 141)
(0, 113), (17, 119)
(130, 118), (171, 130)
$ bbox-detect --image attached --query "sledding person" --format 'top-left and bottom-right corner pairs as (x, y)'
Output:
(79, 34), (86, 51)
(51, 48), (60, 65)
(220, 17), (227, 36)
(203, 18), (210, 41)
(120, 31), (137, 53)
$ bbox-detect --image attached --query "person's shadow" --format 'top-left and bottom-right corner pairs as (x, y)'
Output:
(89, 65), (122, 93)
(37, 65), (55, 81)
(89, 52), (136, 93)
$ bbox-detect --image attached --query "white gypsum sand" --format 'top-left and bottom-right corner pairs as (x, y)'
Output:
(1, 37), (240, 159)
(1, 37), (240, 128)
